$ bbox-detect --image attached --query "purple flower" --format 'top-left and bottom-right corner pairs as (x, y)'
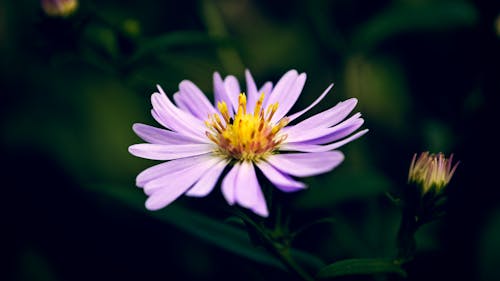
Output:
(129, 70), (368, 217)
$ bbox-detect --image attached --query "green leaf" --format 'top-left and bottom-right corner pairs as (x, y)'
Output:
(352, 2), (478, 51)
(316, 258), (407, 279)
(88, 184), (325, 272)
(296, 169), (391, 209)
(130, 31), (223, 62)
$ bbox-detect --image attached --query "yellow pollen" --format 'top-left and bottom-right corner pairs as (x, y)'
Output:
(206, 93), (288, 161)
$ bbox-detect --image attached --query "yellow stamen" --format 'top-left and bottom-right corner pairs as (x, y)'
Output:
(205, 93), (288, 161)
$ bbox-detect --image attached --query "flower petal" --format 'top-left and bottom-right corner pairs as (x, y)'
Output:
(144, 157), (220, 210)
(264, 69), (298, 110)
(256, 161), (306, 192)
(287, 84), (333, 123)
(185, 160), (228, 197)
(266, 151), (344, 177)
(151, 86), (206, 140)
(252, 188), (269, 217)
(234, 162), (268, 217)
(245, 69), (258, 113)
(144, 157), (221, 195)
(224, 75), (241, 112)
(135, 154), (215, 187)
(132, 123), (206, 145)
(213, 72), (234, 115)
(259, 81), (273, 107)
(234, 162), (259, 208)
(271, 73), (307, 123)
(297, 118), (364, 145)
(222, 163), (240, 205)
(280, 129), (369, 152)
(128, 143), (214, 160)
(289, 98), (358, 131)
(285, 113), (363, 143)
(177, 80), (217, 119)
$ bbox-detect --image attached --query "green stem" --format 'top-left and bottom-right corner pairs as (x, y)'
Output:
(395, 210), (418, 263)
(275, 248), (316, 281)
(235, 209), (316, 281)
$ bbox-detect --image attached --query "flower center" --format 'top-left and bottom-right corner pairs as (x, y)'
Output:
(205, 93), (288, 161)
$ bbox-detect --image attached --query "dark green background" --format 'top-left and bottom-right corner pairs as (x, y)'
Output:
(2, 0), (499, 280)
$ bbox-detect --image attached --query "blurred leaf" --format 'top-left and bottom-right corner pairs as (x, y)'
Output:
(422, 119), (454, 153)
(316, 258), (407, 279)
(89, 184), (325, 272)
(17, 249), (59, 281)
(479, 209), (500, 281)
(130, 31), (222, 62)
(352, 2), (478, 51)
(344, 56), (410, 131)
(296, 170), (391, 209)
(83, 24), (119, 60)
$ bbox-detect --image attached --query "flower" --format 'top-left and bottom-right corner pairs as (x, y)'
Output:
(129, 69), (368, 217)
(41, 0), (78, 17)
(408, 152), (459, 194)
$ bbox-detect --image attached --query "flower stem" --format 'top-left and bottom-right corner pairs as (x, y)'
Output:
(395, 210), (419, 263)
(235, 209), (316, 281)
(274, 248), (316, 281)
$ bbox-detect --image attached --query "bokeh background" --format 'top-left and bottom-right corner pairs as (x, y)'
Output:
(2, 0), (499, 280)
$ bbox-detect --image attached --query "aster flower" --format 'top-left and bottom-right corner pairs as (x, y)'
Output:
(408, 152), (459, 194)
(129, 69), (368, 217)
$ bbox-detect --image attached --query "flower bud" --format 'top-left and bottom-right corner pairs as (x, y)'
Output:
(41, 0), (78, 17)
(408, 152), (459, 195)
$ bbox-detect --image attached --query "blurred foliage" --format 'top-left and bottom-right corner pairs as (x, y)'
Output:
(2, 0), (498, 281)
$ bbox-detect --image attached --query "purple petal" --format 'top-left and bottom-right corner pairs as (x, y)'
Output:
(151, 86), (206, 141)
(285, 113), (363, 143)
(256, 161), (306, 192)
(259, 81), (273, 107)
(177, 80), (217, 119)
(287, 84), (333, 123)
(222, 163), (240, 205)
(251, 187), (269, 217)
(128, 143), (214, 160)
(234, 162), (260, 208)
(271, 73), (307, 124)
(135, 154), (215, 187)
(297, 118), (364, 145)
(213, 72), (234, 116)
(234, 162), (268, 217)
(266, 151), (344, 177)
(280, 129), (369, 152)
(143, 157), (221, 195)
(185, 160), (228, 197)
(144, 157), (220, 210)
(224, 75), (241, 113)
(245, 69), (258, 113)
(132, 123), (206, 145)
(289, 98), (358, 132)
(264, 70), (298, 110)
(173, 92), (191, 113)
